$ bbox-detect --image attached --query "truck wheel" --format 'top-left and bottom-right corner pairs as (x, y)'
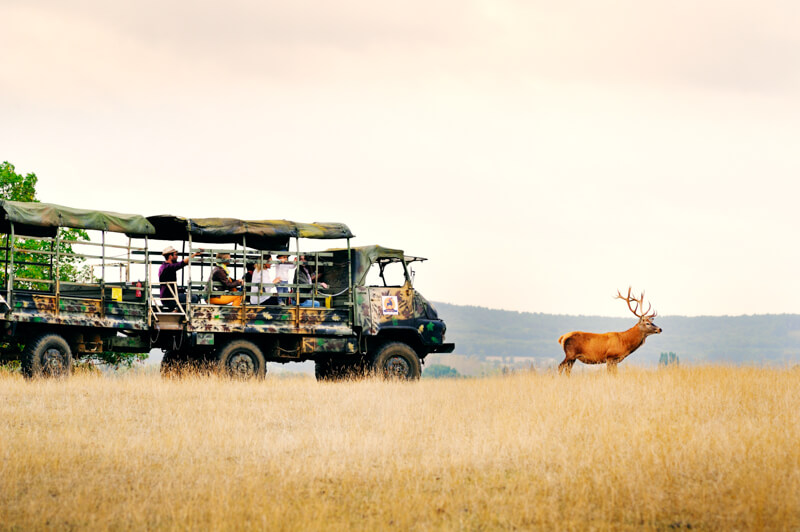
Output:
(22, 333), (73, 379)
(370, 342), (421, 380)
(217, 340), (266, 380)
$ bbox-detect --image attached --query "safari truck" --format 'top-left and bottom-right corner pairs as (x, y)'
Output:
(0, 200), (453, 380)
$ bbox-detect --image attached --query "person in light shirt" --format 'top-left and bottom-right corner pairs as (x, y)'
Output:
(249, 255), (279, 305)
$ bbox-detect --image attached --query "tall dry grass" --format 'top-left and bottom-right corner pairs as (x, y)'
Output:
(1, 366), (799, 530)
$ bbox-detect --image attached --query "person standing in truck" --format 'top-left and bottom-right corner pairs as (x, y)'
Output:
(158, 246), (203, 310)
(273, 254), (296, 304)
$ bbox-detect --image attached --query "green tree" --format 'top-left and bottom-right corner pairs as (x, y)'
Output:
(0, 162), (146, 368)
(0, 162), (90, 289)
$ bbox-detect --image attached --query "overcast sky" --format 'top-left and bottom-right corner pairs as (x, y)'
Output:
(2, 1), (799, 317)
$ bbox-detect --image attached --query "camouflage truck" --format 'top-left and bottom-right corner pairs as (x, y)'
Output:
(0, 200), (453, 379)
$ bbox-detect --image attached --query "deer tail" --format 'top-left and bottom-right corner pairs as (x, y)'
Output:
(558, 333), (568, 345)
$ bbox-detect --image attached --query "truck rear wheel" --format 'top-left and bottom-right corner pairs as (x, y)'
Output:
(217, 340), (266, 380)
(370, 342), (421, 380)
(22, 333), (73, 379)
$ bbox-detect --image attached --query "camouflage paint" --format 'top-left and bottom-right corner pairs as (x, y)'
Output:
(300, 336), (357, 355)
(351, 285), (448, 347)
(7, 293), (148, 330)
(188, 304), (353, 336)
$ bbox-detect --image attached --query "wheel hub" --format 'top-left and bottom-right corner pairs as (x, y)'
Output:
(385, 355), (410, 378)
(42, 348), (66, 376)
(229, 352), (255, 377)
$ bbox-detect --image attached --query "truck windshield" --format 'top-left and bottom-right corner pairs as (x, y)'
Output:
(365, 260), (408, 287)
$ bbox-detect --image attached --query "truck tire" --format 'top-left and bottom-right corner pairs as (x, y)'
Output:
(370, 342), (421, 380)
(217, 340), (266, 380)
(22, 333), (73, 379)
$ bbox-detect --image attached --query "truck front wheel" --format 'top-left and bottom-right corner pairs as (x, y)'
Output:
(22, 333), (73, 379)
(370, 342), (421, 380)
(217, 340), (266, 380)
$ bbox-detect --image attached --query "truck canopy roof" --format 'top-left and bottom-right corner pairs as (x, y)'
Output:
(0, 201), (354, 249)
(0, 200), (156, 237)
(147, 215), (354, 250)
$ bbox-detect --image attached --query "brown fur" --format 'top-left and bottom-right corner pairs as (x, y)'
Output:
(558, 318), (661, 375)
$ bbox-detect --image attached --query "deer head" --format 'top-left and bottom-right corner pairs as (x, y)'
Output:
(616, 287), (662, 336)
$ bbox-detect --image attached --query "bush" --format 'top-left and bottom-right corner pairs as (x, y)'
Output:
(423, 364), (461, 379)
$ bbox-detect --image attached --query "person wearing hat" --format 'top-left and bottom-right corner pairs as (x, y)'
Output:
(159, 245), (203, 310)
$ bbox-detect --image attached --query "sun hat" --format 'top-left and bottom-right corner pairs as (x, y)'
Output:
(162, 246), (178, 256)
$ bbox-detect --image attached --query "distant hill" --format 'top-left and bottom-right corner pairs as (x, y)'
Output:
(434, 302), (800, 366)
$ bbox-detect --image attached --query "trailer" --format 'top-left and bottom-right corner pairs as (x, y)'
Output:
(0, 200), (453, 380)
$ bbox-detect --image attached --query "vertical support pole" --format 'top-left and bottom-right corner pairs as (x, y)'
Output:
(294, 236), (301, 308)
(257, 250), (264, 307)
(7, 223), (14, 310)
(2, 232), (8, 292)
(126, 237), (131, 283)
(100, 230), (106, 318)
(241, 235), (247, 328)
(180, 240), (186, 287)
(55, 230), (61, 316)
(347, 237), (353, 326)
(187, 234), (193, 316)
(49, 237), (55, 288)
(233, 241), (239, 281)
(313, 250), (319, 307)
(145, 236), (151, 327)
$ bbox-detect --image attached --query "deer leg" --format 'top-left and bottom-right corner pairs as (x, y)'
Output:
(607, 360), (619, 375)
(558, 358), (575, 376)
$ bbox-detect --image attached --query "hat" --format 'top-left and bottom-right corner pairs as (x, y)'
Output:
(162, 246), (178, 256)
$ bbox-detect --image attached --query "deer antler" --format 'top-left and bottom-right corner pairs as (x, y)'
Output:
(616, 287), (656, 319)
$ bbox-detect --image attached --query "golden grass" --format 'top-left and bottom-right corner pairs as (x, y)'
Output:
(1, 366), (800, 531)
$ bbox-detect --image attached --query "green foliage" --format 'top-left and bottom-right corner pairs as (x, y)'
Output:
(0, 162), (89, 289)
(84, 351), (149, 369)
(0, 161), (146, 369)
(0, 161), (37, 202)
(423, 364), (461, 379)
(0, 359), (21, 374)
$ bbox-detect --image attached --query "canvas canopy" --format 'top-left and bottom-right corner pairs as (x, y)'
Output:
(147, 215), (354, 251)
(0, 200), (156, 238)
(0, 200), (354, 250)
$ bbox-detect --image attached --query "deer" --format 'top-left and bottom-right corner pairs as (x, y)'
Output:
(557, 287), (662, 375)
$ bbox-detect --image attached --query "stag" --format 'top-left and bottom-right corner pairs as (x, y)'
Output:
(557, 287), (662, 375)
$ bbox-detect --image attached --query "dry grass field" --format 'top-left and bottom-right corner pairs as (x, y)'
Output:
(2, 366), (800, 531)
